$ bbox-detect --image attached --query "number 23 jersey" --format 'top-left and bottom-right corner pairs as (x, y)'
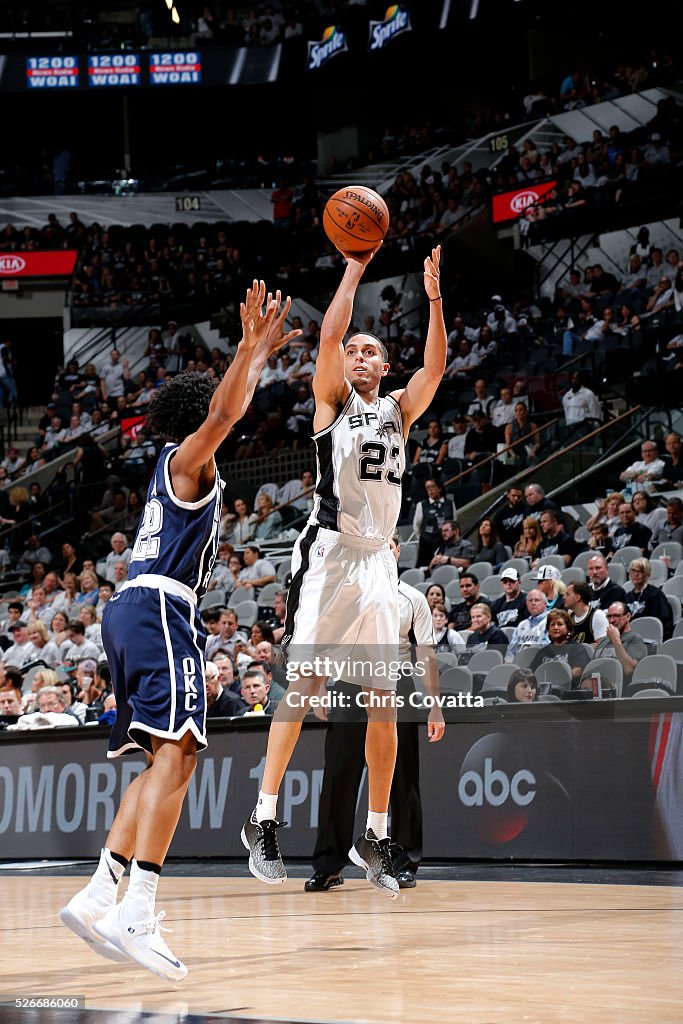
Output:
(128, 443), (223, 599)
(310, 389), (405, 541)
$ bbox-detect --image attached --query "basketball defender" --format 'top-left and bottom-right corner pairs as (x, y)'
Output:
(60, 283), (300, 981)
(242, 244), (446, 897)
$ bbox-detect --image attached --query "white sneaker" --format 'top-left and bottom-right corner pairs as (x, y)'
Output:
(59, 885), (131, 963)
(94, 904), (188, 982)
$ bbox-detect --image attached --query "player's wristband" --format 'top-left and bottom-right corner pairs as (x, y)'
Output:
(429, 295), (442, 302)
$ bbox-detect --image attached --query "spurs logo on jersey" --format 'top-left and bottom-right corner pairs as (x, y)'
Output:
(311, 390), (405, 540)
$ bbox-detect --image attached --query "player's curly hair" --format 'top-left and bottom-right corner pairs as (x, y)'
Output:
(146, 371), (218, 442)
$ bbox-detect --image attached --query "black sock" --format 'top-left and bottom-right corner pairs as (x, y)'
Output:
(109, 850), (130, 869)
(136, 860), (162, 875)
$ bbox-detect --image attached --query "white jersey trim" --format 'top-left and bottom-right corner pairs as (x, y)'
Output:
(311, 388), (355, 440)
(164, 447), (219, 511)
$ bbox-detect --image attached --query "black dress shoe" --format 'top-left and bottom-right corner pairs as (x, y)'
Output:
(395, 869), (416, 889)
(304, 871), (344, 892)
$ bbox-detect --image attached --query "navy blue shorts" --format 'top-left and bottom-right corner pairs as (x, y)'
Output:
(102, 586), (208, 757)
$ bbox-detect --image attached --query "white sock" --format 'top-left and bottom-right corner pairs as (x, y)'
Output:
(255, 791), (278, 823)
(90, 848), (125, 905)
(367, 811), (388, 841)
(121, 860), (159, 922)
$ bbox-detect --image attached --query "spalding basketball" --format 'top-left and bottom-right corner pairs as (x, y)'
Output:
(323, 186), (390, 253)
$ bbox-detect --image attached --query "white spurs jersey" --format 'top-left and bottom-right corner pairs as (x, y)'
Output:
(310, 389), (405, 541)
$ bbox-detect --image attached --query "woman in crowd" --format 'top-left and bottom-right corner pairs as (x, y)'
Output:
(432, 603), (464, 650)
(3, 486), (32, 556)
(79, 604), (102, 647)
(505, 402), (539, 467)
(75, 570), (99, 607)
(25, 620), (61, 668)
(466, 603), (508, 652)
(20, 561), (47, 598)
(413, 419), (444, 468)
(586, 492), (624, 536)
(22, 667), (61, 712)
(631, 491), (666, 536)
(425, 583), (448, 611)
(221, 497), (253, 546)
(530, 609), (590, 680)
(55, 541), (83, 578)
(627, 558), (674, 638)
(52, 572), (80, 616)
(49, 610), (71, 652)
(473, 518), (508, 567)
(513, 516), (543, 563)
(250, 492), (283, 541)
(507, 668), (539, 703)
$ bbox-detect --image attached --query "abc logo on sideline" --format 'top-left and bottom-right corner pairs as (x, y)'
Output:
(458, 733), (537, 844)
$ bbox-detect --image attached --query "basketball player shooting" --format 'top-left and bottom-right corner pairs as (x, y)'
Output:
(59, 282), (301, 982)
(242, 244), (447, 898)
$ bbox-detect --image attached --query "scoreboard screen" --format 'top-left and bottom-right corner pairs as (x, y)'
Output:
(88, 53), (141, 87)
(149, 52), (201, 85)
(26, 56), (79, 89)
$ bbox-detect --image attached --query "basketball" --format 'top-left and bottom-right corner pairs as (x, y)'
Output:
(323, 185), (390, 253)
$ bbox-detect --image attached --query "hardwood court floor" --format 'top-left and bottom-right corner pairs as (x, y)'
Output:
(2, 875), (683, 1024)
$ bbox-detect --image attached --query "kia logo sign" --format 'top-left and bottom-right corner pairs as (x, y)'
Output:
(510, 190), (539, 214)
(491, 180), (557, 224)
(0, 256), (26, 274)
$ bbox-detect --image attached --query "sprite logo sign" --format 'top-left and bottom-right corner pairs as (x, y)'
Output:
(368, 5), (412, 51)
(307, 25), (348, 70)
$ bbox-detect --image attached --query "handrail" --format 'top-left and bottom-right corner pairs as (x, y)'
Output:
(496, 404), (641, 487)
(458, 405), (641, 539)
(439, 417), (561, 492)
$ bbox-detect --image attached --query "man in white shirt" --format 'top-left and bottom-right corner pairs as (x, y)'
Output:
(104, 532), (133, 583)
(445, 340), (480, 380)
(2, 622), (34, 668)
(466, 379), (494, 422)
(490, 385), (516, 431)
(562, 372), (601, 426)
(99, 350), (127, 402)
(1, 447), (24, 476)
(619, 441), (665, 487)
(444, 416), (468, 460)
(234, 544), (277, 597)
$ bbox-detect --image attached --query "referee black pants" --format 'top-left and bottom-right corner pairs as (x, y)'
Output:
(311, 676), (422, 876)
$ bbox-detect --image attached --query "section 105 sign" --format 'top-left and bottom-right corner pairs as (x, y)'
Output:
(491, 180), (558, 224)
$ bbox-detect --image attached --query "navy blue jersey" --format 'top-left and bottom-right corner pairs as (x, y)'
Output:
(128, 443), (223, 600)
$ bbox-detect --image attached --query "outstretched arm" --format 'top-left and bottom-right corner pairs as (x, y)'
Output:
(312, 246), (379, 429)
(392, 247), (447, 436)
(172, 282), (300, 498)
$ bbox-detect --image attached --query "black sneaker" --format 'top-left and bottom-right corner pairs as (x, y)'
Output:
(241, 812), (287, 885)
(304, 871), (344, 893)
(396, 869), (417, 889)
(348, 829), (399, 900)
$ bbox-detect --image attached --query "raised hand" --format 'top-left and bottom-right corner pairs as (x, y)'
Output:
(262, 292), (303, 356)
(337, 241), (383, 269)
(240, 279), (277, 349)
(423, 245), (441, 301)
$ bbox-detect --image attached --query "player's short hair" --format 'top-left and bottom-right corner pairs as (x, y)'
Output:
(345, 333), (389, 362)
(147, 370), (218, 442)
